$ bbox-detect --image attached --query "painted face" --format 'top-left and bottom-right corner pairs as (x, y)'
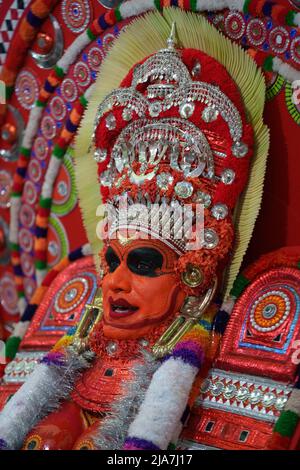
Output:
(101, 234), (185, 340)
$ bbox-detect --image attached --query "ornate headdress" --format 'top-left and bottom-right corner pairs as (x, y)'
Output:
(74, 8), (269, 298)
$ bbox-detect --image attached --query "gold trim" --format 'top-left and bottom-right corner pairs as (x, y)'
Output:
(152, 277), (218, 358)
(72, 287), (103, 352)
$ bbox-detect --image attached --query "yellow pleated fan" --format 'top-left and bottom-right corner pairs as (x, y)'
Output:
(74, 8), (269, 297)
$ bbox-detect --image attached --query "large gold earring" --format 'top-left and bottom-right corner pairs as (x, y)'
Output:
(72, 287), (103, 353)
(181, 264), (203, 288)
(152, 277), (218, 359)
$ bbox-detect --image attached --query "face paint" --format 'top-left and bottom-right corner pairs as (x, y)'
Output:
(106, 246), (164, 277)
(101, 237), (185, 340)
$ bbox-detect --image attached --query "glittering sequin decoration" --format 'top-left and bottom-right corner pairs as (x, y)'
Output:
(285, 81), (300, 125)
(49, 96), (67, 121)
(209, 11), (299, 70)
(47, 216), (69, 267)
(87, 46), (104, 71)
(102, 32), (117, 53)
(54, 277), (89, 314)
(20, 252), (35, 278)
(290, 37), (300, 65)
(24, 277), (36, 301)
(0, 170), (12, 208)
(19, 204), (35, 229)
(28, 159), (42, 182)
(3, 351), (44, 384)
(61, 0), (91, 34)
(41, 115), (57, 140)
(60, 78), (78, 102)
(224, 12), (246, 40)
(207, 11), (300, 68)
(15, 70), (39, 110)
(250, 291), (290, 332)
(246, 19), (267, 47)
(19, 228), (34, 253)
(269, 27), (290, 55)
(0, 273), (19, 315)
(196, 369), (292, 422)
(73, 61), (91, 88)
(33, 136), (49, 161)
(23, 180), (38, 206)
(52, 153), (77, 216)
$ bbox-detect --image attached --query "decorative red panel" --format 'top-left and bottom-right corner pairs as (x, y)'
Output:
(21, 256), (99, 350)
(216, 267), (300, 382)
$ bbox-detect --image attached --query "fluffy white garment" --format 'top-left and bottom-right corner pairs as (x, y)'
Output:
(228, 0), (245, 10)
(35, 268), (48, 286)
(0, 363), (63, 449)
(221, 296), (236, 315)
(12, 320), (30, 339)
(273, 57), (300, 83)
(285, 389), (300, 415)
(0, 349), (93, 449)
(170, 420), (184, 447)
(196, 0), (244, 11)
(41, 155), (62, 199)
(82, 243), (93, 256)
(119, 0), (244, 19)
(17, 298), (27, 317)
(294, 13), (300, 28)
(58, 33), (90, 72)
(84, 84), (95, 101)
(127, 357), (198, 449)
(9, 196), (21, 244)
(120, 0), (154, 19)
(22, 107), (43, 148)
(197, 0), (229, 10)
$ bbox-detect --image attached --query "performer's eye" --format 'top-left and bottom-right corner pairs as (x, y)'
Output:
(127, 248), (163, 277)
(105, 247), (121, 272)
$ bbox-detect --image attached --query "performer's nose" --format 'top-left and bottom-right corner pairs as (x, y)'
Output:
(109, 261), (131, 293)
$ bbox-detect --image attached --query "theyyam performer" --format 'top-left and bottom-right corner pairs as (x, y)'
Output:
(1, 5), (289, 450)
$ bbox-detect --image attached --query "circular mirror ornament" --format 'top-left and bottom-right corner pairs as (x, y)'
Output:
(182, 264), (203, 288)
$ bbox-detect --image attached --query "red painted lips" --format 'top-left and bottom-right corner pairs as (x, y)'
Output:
(108, 297), (138, 318)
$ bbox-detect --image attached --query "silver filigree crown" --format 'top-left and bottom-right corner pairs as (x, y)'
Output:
(95, 24), (248, 252)
(93, 25), (247, 194)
